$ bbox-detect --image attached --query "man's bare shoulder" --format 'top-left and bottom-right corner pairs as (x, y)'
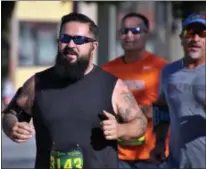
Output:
(113, 79), (136, 103)
(112, 78), (145, 122)
(113, 79), (128, 93)
(16, 67), (54, 109)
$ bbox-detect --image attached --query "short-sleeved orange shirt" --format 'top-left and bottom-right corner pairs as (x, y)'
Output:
(102, 51), (169, 161)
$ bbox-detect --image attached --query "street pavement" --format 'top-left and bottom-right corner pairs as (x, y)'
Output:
(2, 131), (36, 168)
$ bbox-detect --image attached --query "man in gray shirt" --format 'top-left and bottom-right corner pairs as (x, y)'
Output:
(151, 12), (206, 168)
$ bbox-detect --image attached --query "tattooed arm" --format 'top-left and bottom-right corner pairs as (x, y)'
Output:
(112, 79), (147, 140)
(2, 76), (35, 141)
(140, 105), (153, 119)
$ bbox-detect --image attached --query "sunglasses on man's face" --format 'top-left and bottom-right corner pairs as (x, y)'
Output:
(182, 27), (206, 38)
(120, 27), (147, 35)
(59, 34), (96, 45)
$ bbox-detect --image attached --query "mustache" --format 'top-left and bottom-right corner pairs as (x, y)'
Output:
(125, 38), (135, 42)
(188, 43), (201, 48)
(62, 47), (78, 56)
(187, 41), (201, 48)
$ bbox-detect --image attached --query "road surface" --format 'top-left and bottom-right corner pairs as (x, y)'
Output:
(2, 131), (36, 168)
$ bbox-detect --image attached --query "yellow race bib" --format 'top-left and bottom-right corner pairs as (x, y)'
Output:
(50, 147), (83, 169)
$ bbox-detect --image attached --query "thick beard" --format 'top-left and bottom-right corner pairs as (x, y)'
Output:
(54, 52), (90, 82)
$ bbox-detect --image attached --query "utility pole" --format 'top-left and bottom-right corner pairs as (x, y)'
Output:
(73, 1), (78, 12)
(154, 1), (173, 61)
(97, 3), (117, 66)
(164, 1), (173, 61)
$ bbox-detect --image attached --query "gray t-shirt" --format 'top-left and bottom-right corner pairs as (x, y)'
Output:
(160, 59), (206, 168)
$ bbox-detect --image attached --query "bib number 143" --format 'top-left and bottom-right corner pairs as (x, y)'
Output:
(50, 150), (83, 169)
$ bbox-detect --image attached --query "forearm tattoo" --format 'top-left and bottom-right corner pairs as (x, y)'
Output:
(118, 90), (144, 122)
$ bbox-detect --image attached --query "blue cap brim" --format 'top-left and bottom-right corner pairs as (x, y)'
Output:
(183, 19), (206, 28)
(183, 14), (206, 28)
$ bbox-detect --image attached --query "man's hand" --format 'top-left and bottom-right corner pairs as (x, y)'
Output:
(10, 122), (34, 143)
(150, 141), (166, 164)
(100, 110), (119, 140)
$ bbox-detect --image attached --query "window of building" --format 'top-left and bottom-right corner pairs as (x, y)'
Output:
(18, 21), (58, 66)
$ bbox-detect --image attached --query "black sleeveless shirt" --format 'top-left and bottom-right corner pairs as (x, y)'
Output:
(32, 65), (118, 168)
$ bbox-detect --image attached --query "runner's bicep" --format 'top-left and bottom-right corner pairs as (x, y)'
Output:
(114, 79), (144, 122)
(16, 76), (35, 116)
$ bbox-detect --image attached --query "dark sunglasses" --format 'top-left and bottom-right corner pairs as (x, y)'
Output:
(182, 28), (206, 38)
(59, 34), (96, 45)
(120, 27), (147, 35)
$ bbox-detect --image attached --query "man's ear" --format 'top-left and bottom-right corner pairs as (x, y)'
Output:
(91, 41), (98, 58)
(92, 41), (98, 51)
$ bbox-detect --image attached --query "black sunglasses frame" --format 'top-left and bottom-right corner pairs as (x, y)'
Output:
(59, 34), (96, 45)
(120, 27), (147, 35)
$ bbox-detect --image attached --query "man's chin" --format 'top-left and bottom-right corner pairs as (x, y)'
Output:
(66, 55), (78, 64)
(188, 53), (202, 60)
(54, 61), (89, 82)
(69, 60), (78, 64)
(123, 46), (137, 51)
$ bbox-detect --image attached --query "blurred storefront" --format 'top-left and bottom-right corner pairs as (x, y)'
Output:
(10, 1), (73, 90)
(77, 1), (182, 66)
(9, 1), (183, 92)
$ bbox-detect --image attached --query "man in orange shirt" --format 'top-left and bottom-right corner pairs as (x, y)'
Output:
(102, 13), (169, 168)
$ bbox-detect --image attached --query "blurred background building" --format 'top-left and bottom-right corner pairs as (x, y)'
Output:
(1, 1), (206, 168)
(2, 1), (206, 102)
(2, 1), (73, 104)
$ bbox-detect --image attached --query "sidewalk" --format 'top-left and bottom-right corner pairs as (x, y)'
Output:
(2, 131), (36, 168)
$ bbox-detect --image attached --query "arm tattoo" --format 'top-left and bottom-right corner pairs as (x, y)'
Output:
(120, 90), (136, 109)
(2, 77), (35, 137)
(140, 106), (151, 114)
(118, 90), (142, 122)
(2, 113), (18, 137)
(137, 116), (147, 134)
(17, 76), (35, 116)
(140, 105), (153, 119)
(114, 80), (148, 137)
(119, 107), (130, 122)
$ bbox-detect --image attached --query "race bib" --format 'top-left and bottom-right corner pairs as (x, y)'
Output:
(118, 136), (145, 146)
(50, 147), (83, 169)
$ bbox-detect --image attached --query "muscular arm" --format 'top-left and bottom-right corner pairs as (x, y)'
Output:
(112, 79), (147, 140)
(2, 76), (35, 138)
(140, 105), (153, 119)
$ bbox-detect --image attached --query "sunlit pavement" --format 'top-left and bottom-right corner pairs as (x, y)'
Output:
(2, 131), (36, 168)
